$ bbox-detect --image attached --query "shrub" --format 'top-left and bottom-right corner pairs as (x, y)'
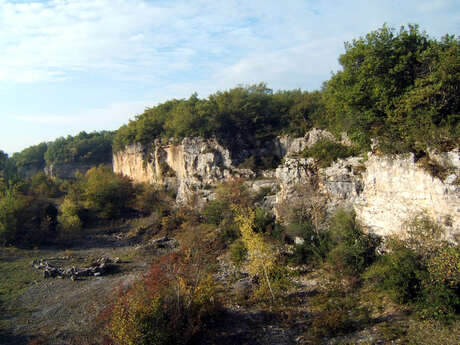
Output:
(58, 198), (83, 231)
(103, 239), (220, 345)
(287, 219), (331, 266)
(363, 239), (423, 303)
(326, 210), (380, 278)
(229, 239), (247, 267)
(419, 244), (460, 320)
(0, 186), (57, 246)
(308, 285), (371, 340)
(253, 206), (274, 234)
(301, 139), (357, 167)
(0, 189), (27, 245)
(201, 200), (226, 225)
(28, 172), (63, 198)
(364, 215), (460, 321)
(238, 155), (281, 171)
(417, 156), (454, 181)
(234, 207), (291, 301)
(83, 166), (135, 220)
(132, 184), (172, 217)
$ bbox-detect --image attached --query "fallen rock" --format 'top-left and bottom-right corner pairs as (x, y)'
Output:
(144, 237), (179, 250)
(33, 256), (119, 280)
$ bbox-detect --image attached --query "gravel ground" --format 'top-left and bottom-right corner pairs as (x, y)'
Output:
(0, 230), (151, 345)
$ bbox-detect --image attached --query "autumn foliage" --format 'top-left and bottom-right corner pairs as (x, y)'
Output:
(101, 232), (220, 345)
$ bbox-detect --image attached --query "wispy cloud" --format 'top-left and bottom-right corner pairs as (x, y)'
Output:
(0, 0), (458, 85)
(1, 0), (459, 154)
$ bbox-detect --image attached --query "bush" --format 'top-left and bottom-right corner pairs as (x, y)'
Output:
(364, 215), (460, 321)
(326, 210), (380, 278)
(83, 166), (135, 220)
(308, 285), (370, 340)
(363, 239), (423, 303)
(103, 239), (220, 345)
(0, 189), (27, 245)
(287, 219), (331, 266)
(58, 198), (83, 231)
(253, 206), (275, 234)
(229, 239), (247, 267)
(0, 187), (57, 246)
(28, 172), (63, 198)
(201, 200), (226, 225)
(301, 139), (357, 167)
(234, 208), (291, 301)
(132, 184), (172, 217)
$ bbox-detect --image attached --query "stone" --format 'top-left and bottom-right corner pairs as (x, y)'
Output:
(145, 237), (179, 250)
(294, 237), (305, 246)
(113, 130), (459, 241)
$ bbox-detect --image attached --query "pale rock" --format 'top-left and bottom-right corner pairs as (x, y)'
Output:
(113, 130), (459, 241)
(354, 153), (459, 241)
(294, 237), (305, 245)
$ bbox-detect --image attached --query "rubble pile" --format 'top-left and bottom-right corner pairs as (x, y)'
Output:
(32, 256), (121, 280)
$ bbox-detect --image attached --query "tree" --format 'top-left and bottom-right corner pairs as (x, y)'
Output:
(0, 151), (7, 172)
(323, 24), (459, 152)
(83, 166), (135, 220)
(234, 207), (288, 300)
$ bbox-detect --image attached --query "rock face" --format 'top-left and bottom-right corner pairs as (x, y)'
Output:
(113, 138), (255, 203)
(354, 153), (459, 241)
(114, 130), (459, 240)
(274, 152), (459, 241)
(45, 162), (111, 179)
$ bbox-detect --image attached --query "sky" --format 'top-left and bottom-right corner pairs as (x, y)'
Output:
(1, 0), (459, 154)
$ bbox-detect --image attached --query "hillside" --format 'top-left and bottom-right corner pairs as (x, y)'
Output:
(0, 24), (459, 345)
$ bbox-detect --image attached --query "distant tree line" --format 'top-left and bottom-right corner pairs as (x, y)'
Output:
(44, 130), (113, 165)
(1, 131), (114, 179)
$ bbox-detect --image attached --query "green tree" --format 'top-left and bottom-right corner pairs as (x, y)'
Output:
(323, 24), (459, 152)
(83, 166), (135, 220)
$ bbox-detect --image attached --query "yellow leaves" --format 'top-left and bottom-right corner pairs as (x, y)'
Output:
(234, 207), (288, 300)
(234, 207), (275, 276)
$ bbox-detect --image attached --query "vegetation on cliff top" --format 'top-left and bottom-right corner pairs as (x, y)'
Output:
(114, 24), (459, 155)
(3, 24), (458, 172)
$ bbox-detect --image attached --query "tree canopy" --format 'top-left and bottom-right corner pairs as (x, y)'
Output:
(44, 131), (113, 165)
(114, 24), (458, 155)
(113, 84), (323, 154)
(323, 24), (459, 152)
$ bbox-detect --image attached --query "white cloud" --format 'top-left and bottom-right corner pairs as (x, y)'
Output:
(0, 0), (458, 85)
(1, 0), (459, 153)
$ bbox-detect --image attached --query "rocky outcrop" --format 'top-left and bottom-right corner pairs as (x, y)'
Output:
(45, 162), (110, 179)
(114, 130), (459, 240)
(113, 137), (255, 203)
(275, 152), (459, 241)
(354, 153), (459, 241)
(113, 130), (341, 203)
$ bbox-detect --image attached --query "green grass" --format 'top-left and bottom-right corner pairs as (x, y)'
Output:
(0, 248), (44, 309)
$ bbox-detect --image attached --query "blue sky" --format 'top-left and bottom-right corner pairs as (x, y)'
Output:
(1, 0), (459, 154)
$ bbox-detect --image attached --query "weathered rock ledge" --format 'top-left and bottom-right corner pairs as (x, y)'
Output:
(113, 130), (459, 241)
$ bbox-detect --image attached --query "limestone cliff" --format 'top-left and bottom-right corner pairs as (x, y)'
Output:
(275, 151), (459, 241)
(354, 153), (459, 241)
(45, 162), (111, 179)
(113, 130), (459, 241)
